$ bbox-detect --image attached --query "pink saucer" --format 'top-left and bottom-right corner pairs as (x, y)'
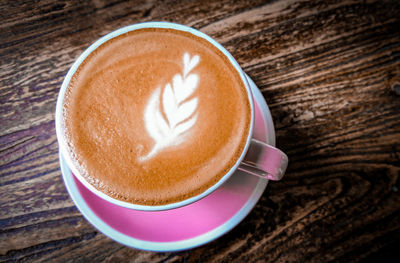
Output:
(60, 75), (276, 251)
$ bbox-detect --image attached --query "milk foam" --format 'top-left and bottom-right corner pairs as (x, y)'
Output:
(63, 28), (251, 206)
(141, 53), (200, 161)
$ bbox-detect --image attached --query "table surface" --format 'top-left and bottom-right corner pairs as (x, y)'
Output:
(1, 0), (399, 262)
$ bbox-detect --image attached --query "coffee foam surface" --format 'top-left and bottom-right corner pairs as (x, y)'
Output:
(63, 28), (251, 205)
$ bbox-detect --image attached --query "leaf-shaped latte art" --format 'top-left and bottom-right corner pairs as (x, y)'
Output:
(140, 53), (200, 161)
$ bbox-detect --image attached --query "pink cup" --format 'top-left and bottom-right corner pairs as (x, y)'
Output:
(55, 22), (288, 211)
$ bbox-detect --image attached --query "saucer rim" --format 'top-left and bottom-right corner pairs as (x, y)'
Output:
(59, 74), (275, 252)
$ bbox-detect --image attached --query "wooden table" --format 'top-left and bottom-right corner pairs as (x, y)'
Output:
(1, 0), (399, 262)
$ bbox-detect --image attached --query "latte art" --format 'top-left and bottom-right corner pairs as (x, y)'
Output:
(141, 53), (200, 161)
(62, 27), (251, 206)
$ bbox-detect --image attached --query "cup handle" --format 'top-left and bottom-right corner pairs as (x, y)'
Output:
(238, 138), (288, 180)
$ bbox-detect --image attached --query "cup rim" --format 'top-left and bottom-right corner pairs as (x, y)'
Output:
(55, 21), (255, 211)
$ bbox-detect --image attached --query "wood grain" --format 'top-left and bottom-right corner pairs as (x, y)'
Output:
(1, 0), (399, 262)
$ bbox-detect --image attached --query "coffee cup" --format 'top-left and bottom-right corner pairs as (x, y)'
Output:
(55, 22), (288, 211)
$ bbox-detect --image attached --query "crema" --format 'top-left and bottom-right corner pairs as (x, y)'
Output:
(62, 28), (251, 205)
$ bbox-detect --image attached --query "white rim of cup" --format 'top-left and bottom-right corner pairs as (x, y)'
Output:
(55, 21), (255, 211)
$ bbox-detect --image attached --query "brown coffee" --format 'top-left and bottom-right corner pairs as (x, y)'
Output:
(62, 27), (251, 206)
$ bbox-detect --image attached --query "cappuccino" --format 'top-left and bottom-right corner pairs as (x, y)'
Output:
(62, 27), (251, 205)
